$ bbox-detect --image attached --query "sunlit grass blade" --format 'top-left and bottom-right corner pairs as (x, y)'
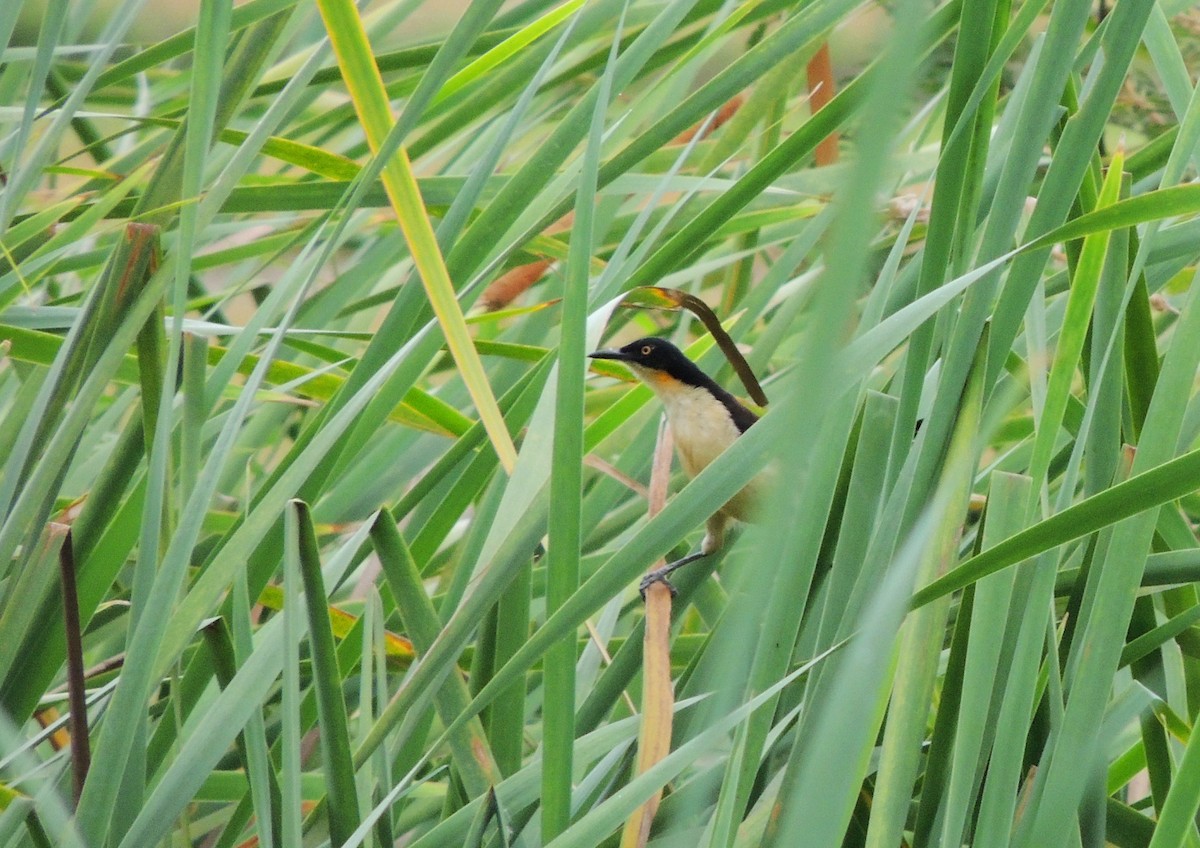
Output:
(314, 0), (517, 472)
(431, 0), (586, 108)
(1027, 147), (1126, 497)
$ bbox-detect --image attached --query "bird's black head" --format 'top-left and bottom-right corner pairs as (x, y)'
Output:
(588, 337), (706, 386)
(590, 336), (760, 432)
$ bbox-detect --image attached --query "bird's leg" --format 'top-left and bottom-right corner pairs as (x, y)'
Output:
(639, 514), (727, 598)
(639, 551), (706, 598)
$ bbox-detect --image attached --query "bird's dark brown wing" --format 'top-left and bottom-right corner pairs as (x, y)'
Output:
(715, 392), (759, 434)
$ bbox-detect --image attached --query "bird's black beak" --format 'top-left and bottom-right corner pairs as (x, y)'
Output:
(588, 348), (631, 362)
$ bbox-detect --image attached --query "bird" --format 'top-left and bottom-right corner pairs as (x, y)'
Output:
(588, 336), (764, 595)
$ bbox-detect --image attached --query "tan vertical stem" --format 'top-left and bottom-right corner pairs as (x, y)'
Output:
(622, 419), (676, 847)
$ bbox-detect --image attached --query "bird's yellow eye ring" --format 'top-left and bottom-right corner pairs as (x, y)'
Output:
(641, 345), (652, 356)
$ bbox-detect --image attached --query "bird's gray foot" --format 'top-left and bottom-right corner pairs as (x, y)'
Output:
(639, 551), (708, 599)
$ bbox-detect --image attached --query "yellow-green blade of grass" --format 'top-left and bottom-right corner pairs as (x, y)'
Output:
(430, 0), (586, 109)
(1026, 148), (1126, 499)
(315, 0), (516, 473)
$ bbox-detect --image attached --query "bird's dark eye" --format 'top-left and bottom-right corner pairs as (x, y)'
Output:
(641, 345), (652, 356)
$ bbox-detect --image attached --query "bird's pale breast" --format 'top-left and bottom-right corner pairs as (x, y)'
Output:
(657, 383), (742, 477)
(636, 376), (764, 521)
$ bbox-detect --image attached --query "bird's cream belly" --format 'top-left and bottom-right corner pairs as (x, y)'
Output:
(649, 382), (760, 522)
(674, 416), (737, 478)
(653, 385), (740, 472)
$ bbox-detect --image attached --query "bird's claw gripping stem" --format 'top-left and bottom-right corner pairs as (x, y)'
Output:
(639, 551), (708, 600)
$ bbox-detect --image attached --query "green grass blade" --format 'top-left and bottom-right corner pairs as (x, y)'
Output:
(292, 500), (361, 842)
(369, 512), (500, 794)
(541, 5), (621, 837)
